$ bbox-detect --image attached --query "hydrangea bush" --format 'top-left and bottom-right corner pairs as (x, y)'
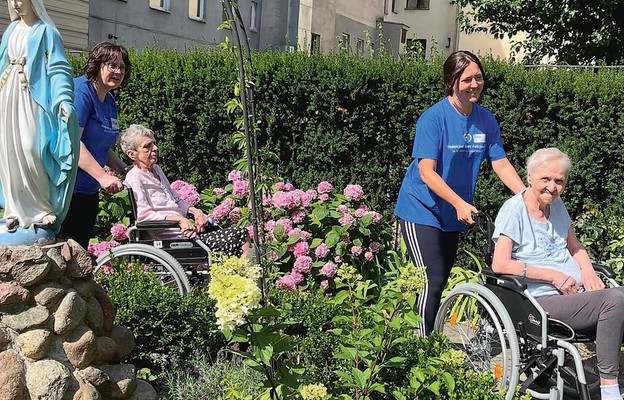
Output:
(201, 171), (393, 291)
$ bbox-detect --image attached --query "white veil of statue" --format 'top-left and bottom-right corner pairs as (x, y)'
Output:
(6, 0), (58, 32)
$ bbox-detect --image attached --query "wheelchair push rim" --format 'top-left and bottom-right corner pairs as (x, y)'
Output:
(94, 243), (191, 295)
(434, 283), (520, 400)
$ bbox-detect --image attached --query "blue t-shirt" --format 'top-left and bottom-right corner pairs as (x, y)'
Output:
(492, 191), (581, 297)
(73, 75), (119, 195)
(395, 98), (507, 231)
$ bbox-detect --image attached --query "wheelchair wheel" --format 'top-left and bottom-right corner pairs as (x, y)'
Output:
(434, 283), (520, 400)
(95, 243), (191, 295)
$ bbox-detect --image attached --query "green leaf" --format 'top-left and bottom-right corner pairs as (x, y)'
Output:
(273, 224), (285, 241)
(325, 231), (340, 248)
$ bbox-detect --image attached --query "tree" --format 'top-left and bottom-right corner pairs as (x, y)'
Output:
(454, 0), (624, 65)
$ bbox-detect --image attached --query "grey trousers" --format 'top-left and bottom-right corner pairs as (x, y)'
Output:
(537, 286), (624, 379)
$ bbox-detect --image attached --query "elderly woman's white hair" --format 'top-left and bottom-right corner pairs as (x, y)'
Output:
(7, 0), (59, 32)
(526, 147), (572, 178)
(120, 124), (156, 154)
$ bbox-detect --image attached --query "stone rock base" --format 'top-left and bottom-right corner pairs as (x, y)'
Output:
(0, 240), (157, 400)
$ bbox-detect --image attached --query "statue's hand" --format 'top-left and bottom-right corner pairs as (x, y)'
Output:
(60, 102), (73, 123)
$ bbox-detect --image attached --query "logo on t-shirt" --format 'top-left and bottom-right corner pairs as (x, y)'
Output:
(473, 133), (486, 143)
(463, 132), (472, 143)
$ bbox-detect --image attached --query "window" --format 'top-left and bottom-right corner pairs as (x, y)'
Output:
(356, 38), (365, 56)
(341, 33), (351, 53)
(391, 0), (397, 13)
(189, 0), (204, 19)
(405, 38), (427, 59)
(250, 1), (258, 31)
(406, 0), (430, 10)
(384, 0), (389, 14)
(311, 33), (321, 54)
(149, 0), (170, 11)
(401, 28), (408, 44)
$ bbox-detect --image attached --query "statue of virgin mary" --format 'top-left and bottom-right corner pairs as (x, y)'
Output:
(0, 0), (79, 240)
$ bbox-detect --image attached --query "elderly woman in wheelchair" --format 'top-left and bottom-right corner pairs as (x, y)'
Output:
(435, 147), (623, 400)
(93, 124), (251, 294)
(120, 124), (250, 257)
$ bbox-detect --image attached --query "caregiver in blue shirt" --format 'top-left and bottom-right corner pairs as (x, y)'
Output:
(395, 50), (525, 336)
(60, 42), (131, 249)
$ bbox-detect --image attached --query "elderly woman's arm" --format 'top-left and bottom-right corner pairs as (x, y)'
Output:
(492, 234), (580, 294)
(566, 227), (604, 291)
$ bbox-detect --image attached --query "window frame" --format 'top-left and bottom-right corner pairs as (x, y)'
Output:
(188, 0), (205, 21)
(405, 0), (430, 10)
(250, 1), (258, 32)
(149, 0), (171, 12)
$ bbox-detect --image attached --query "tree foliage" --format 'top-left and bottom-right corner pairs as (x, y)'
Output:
(454, 0), (624, 64)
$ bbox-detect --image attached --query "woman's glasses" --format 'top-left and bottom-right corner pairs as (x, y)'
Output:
(105, 62), (127, 74)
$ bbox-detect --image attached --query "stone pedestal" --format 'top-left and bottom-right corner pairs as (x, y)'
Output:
(0, 240), (157, 400)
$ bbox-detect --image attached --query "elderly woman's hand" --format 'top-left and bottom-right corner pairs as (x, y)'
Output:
(580, 267), (605, 292)
(188, 207), (208, 233)
(178, 218), (197, 239)
(553, 271), (580, 295)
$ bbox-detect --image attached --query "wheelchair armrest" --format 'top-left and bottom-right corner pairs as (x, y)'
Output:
(481, 268), (528, 291)
(135, 220), (180, 229)
(593, 263), (616, 279)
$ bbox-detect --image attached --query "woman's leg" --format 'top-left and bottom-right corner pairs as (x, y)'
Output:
(537, 287), (624, 385)
(59, 192), (99, 249)
(199, 226), (250, 257)
(399, 219), (459, 336)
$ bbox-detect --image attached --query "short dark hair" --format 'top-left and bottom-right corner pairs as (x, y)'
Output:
(443, 50), (485, 97)
(83, 42), (131, 87)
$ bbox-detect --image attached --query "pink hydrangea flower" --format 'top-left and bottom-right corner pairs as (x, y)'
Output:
(343, 184), (364, 201)
(275, 181), (285, 191)
(102, 262), (115, 275)
(211, 203), (231, 223)
(335, 255), (343, 263)
(229, 207), (242, 223)
(283, 183), (294, 191)
(291, 210), (306, 224)
(338, 214), (355, 227)
(88, 240), (120, 258)
(364, 251), (374, 262)
(305, 189), (317, 199)
(336, 205), (349, 214)
(289, 228), (311, 242)
(321, 280), (329, 290)
(232, 180), (250, 196)
(228, 170), (243, 182)
(293, 256), (313, 274)
(317, 181), (333, 194)
(365, 211), (381, 224)
(213, 187), (227, 196)
(293, 241), (310, 257)
(170, 180), (200, 206)
(369, 242), (380, 253)
(276, 275), (296, 291)
(273, 191), (296, 209)
(340, 234), (351, 244)
(351, 245), (363, 256)
(315, 243), (329, 258)
(321, 262), (338, 278)
(267, 250), (278, 261)
(223, 198), (235, 208)
(291, 271), (305, 285)
(319, 193), (329, 202)
(110, 224), (128, 241)
(262, 195), (273, 207)
(276, 218), (293, 235)
(355, 205), (369, 218)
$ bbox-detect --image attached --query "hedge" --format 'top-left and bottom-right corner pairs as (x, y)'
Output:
(69, 49), (624, 220)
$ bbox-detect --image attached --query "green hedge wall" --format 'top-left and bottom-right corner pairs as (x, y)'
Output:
(70, 49), (624, 219)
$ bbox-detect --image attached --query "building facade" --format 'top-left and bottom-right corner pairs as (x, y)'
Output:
(0, 0), (89, 52)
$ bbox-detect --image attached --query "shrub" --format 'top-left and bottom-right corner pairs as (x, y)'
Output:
(95, 259), (226, 371)
(159, 355), (264, 400)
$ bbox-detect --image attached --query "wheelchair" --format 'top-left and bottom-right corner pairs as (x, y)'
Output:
(434, 212), (620, 400)
(94, 186), (218, 295)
